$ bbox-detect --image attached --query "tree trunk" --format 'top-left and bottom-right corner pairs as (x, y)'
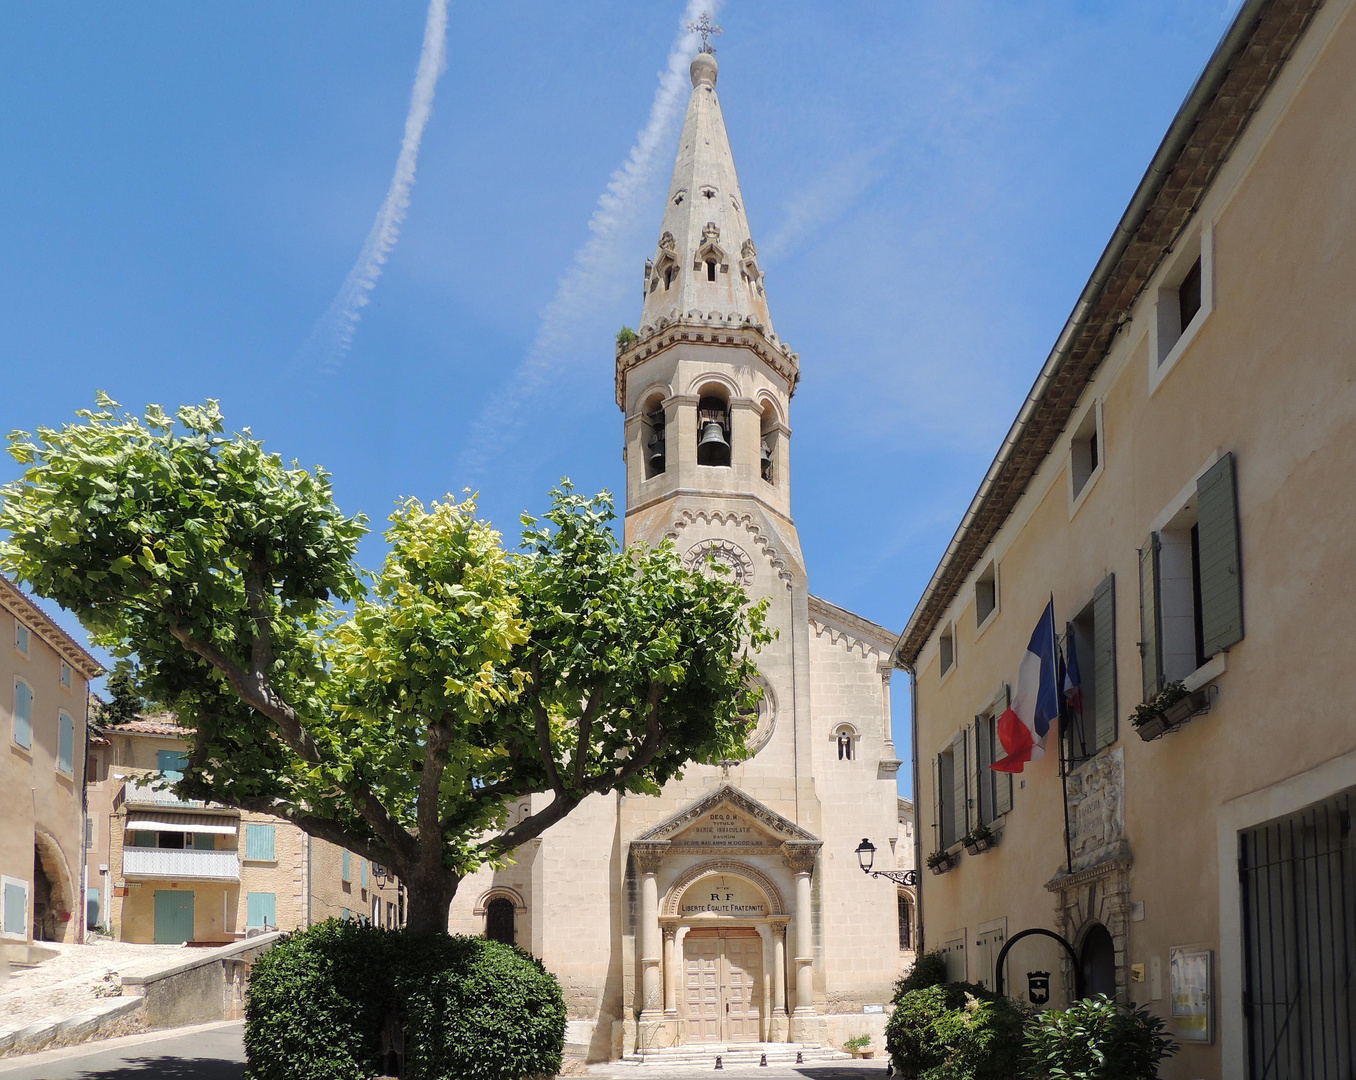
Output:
(403, 869), (459, 936)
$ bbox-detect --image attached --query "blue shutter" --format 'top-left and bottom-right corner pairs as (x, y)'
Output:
(57, 713), (75, 775)
(245, 824), (275, 861)
(360, 860), (367, 888)
(246, 892), (277, 928)
(157, 750), (187, 781)
(342, 850), (351, 881)
(13, 682), (32, 750)
(3, 880), (27, 936)
(87, 886), (101, 929)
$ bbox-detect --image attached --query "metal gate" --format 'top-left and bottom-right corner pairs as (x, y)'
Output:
(1239, 790), (1354, 1080)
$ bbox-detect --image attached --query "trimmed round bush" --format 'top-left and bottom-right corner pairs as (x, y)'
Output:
(885, 983), (1029, 1080)
(1024, 994), (1177, 1080)
(892, 949), (949, 1001)
(245, 920), (566, 1080)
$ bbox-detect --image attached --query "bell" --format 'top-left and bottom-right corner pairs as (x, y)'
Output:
(647, 429), (665, 470)
(698, 420), (729, 451)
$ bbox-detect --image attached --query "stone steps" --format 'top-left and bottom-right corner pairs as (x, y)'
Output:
(622, 1043), (850, 1068)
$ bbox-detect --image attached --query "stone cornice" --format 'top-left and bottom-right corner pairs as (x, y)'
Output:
(1044, 844), (1133, 893)
(616, 317), (799, 410)
(636, 782), (819, 845)
(0, 575), (103, 680)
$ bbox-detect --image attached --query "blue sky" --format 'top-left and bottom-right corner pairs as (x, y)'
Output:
(0, 3), (1244, 795)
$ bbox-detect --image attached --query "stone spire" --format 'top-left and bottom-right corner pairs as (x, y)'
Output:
(638, 50), (777, 337)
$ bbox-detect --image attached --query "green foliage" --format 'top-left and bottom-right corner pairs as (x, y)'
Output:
(245, 920), (565, 1080)
(925, 849), (952, 869)
(615, 325), (638, 347)
(843, 1033), (872, 1051)
(1024, 995), (1177, 1080)
(1130, 680), (1189, 728)
(0, 397), (771, 929)
(893, 949), (949, 1000)
(102, 662), (146, 726)
(885, 984), (1028, 1080)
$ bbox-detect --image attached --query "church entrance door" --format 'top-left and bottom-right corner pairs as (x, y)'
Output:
(682, 929), (762, 1044)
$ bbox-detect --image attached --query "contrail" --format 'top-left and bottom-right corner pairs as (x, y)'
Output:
(455, 0), (717, 478)
(303, 0), (450, 373)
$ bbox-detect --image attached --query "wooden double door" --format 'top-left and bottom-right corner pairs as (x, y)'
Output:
(682, 929), (762, 1043)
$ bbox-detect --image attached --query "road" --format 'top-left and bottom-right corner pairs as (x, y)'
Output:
(0, 1021), (244, 1080)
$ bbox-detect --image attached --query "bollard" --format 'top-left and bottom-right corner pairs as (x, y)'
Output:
(796, 1051), (803, 1064)
(760, 1053), (767, 1066)
(715, 1055), (723, 1070)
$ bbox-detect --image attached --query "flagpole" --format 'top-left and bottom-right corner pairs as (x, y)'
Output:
(1053, 595), (1074, 877)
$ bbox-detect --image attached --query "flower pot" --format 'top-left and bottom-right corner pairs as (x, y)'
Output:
(1135, 713), (1172, 741)
(963, 833), (998, 855)
(928, 856), (953, 876)
(1136, 687), (1211, 741)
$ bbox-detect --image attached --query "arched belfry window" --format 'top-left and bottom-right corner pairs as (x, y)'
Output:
(697, 392), (731, 468)
(759, 403), (778, 484)
(836, 725), (856, 761)
(705, 258), (717, 282)
(644, 398), (666, 478)
(485, 896), (515, 945)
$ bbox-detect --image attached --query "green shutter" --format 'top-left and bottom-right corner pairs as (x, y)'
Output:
(974, 717), (993, 825)
(57, 713), (75, 775)
(1138, 535), (1163, 700)
(992, 686), (1014, 814)
(952, 731), (969, 842)
(1093, 575), (1118, 751)
(1197, 453), (1244, 655)
(246, 892), (276, 928)
(13, 682), (32, 749)
(3, 881), (27, 936)
(245, 824), (275, 861)
(342, 849), (351, 881)
(193, 833), (215, 851)
(360, 860), (367, 888)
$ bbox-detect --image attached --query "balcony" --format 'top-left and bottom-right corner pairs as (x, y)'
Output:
(122, 776), (209, 811)
(123, 847), (240, 881)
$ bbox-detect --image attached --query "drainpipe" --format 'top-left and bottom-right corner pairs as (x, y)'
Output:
(306, 833), (312, 928)
(906, 664), (924, 954)
(79, 683), (92, 944)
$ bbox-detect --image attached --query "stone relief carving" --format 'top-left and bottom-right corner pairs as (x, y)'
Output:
(667, 510), (794, 589)
(661, 860), (786, 918)
(702, 221), (720, 243)
(636, 783), (819, 844)
(659, 230), (676, 252)
(1065, 746), (1125, 871)
(741, 674), (776, 755)
(684, 538), (753, 586)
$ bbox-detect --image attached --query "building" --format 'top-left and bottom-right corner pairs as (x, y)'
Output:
(1, 575), (102, 953)
(446, 48), (904, 1060)
(87, 714), (402, 943)
(895, 798), (916, 971)
(893, 2), (1355, 1078)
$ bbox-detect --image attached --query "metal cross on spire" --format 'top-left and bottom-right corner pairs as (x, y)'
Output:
(687, 13), (723, 54)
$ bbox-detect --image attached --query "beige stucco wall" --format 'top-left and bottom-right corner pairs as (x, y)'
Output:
(0, 595), (92, 947)
(908, 5), (1356, 1078)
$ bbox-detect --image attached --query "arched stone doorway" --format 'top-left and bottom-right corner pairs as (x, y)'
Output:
(33, 829), (74, 943)
(1080, 922), (1117, 998)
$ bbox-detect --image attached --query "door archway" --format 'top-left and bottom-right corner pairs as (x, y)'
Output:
(1080, 922), (1117, 998)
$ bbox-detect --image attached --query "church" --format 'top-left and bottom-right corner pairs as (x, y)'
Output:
(447, 45), (907, 1062)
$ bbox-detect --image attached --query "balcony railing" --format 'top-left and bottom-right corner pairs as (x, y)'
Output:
(122, 776), (209, 811)
(123, 847), (240, 881)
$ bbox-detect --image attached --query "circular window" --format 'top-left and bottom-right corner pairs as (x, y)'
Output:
(741, 675), (777, 755)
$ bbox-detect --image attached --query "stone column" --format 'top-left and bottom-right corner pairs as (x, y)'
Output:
(662, 925), (678, 1017)
(771, 917), (789, 1042)
(756, 924), (773, 1042)
(784, 842), (820, 1037)
(633, 843), (668, 1030)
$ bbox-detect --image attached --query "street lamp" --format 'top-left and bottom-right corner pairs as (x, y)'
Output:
(373, 864), (388, 891)
(855, 837), (918, 886)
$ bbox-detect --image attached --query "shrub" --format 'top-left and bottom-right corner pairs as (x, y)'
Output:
(1025, 994), (1177, 1080)
(885, 983), (1028, 1080)
(245, 920), (566, 1080)
(893, 949), (949, 1000)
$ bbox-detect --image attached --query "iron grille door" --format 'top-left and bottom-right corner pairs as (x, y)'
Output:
(1239, 790), (1355, 1080)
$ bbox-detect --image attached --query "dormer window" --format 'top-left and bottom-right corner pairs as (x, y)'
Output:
(696, 392), (731, 468)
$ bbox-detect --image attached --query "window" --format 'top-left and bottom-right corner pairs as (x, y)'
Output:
(246, 892), (276, 929)
(759, 403), (779, 485)
(1140, 454), (1243, 699)
(898, 893), (913, 951)
(696, 392), (731, 468)
(835, 726), (856, 761)
(15, 622), (29, 657)
(975, 562), (998, 628)
(971, 706), (1014, 825)
(643, 399), (666, 478)
(85, 817), (95, 850)
(1064, 576), (1118, 763)
(157, 750), (187, 781)
(342, 849), (351, 882)
(934, 734), (967, 850)
(1178, 257), (1202, 331)
(2, 877), (28, 939)
(192, 833), (216, 851)
(130, 830), (156, 848)
(1069, 402), (1103, 504)
(939, 625), (956, 678)
(14, 680), (34, 750)
(486, 896), (515, 945)
(57, 712), (74, 775)
(706, 258), (717, 282)
(60, 662), (72, 690)
(157, 831), (185, 850)
(664, 264), (676, 289)
(1150, 225), (1213, 388)
(244, 824), (276, 862)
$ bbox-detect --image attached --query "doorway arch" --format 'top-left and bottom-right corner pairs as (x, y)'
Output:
(33, 828), (75, 943)
(1080, 922), (1117, 998)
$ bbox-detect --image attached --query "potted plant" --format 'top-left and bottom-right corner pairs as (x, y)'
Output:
(844, 1034), (874, 1059)
(926, 849), (954, 875)
(1131, 680), (1212, 741)
(962, 822), (999, 855)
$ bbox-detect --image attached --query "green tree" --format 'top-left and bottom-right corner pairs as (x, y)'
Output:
(0, 396), (770, 934)
(101, 661), (146, 726)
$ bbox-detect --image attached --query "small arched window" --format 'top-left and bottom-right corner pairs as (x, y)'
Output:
(836, 725), (856, 761)
(644, 399), (666, 478)
(706, 259), (717, 282)
(664, 265), (676, 290)
(486, 896), (515, 945)
(696, 393), (731, 468)
(898, 893), (914, 950)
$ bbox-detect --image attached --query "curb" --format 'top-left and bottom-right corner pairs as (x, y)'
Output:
(0, 997), (145, 1059)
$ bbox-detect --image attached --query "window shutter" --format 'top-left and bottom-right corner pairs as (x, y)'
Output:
(58, 713), (75, 775)
(974, 717), (993, 825)
(14, 682), (33, 749)
(952, 730), (969, 842)
(343, 849), (351, 882)
(246, 892), (276, 928)
(1093, 575), (1118, 751)
(1197, 452), (1244, 655)
(994, 687), (1014, 815)
(1138, 535), (1163, 700)
(245, 824), (275, 861)
(935, 753), (950, 849)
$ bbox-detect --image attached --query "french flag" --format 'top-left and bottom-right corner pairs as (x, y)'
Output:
(991, 599), (1060, 774)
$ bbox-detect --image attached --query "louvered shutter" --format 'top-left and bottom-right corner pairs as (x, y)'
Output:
(1093, 575), (1118, 751)
(932, 756), (944, 851)
(995, 687), (1014, 816)
(974, 717), (993, 825)
(952, 730), (969, 842)
(1197, 453), (1244, 655)
(1138, 536), (1163, 700)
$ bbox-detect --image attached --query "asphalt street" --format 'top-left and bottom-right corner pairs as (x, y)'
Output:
(0, 1021), (245, 1080)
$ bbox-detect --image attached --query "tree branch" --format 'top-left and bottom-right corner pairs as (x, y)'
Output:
(232, 796), (399, 873)
(572, 680), (605, 789)
(529, 654), (565, 796)
(243, 567), (274, 679)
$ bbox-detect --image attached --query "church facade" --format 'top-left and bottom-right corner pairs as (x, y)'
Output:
(447, 48), (906, 1061)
